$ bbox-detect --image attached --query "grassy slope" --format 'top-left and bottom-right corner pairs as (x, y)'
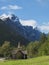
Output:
(0, 56), (49, 65)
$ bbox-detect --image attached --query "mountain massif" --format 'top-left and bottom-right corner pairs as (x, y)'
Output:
(0, 14), (41, 46)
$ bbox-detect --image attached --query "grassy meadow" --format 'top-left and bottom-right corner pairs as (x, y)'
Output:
(0, 56), (49, 65)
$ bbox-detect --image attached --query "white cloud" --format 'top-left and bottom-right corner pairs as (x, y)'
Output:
(38, 22), (49, 33)
(38, 25), (49, 33)
(8, 5), (22, 10)
(20, 19), (49, 33)
(20, 19), (37, 28)
(1, 5), (22, 10)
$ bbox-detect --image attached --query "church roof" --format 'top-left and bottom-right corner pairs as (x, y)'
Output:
(12, 49), (27, 55)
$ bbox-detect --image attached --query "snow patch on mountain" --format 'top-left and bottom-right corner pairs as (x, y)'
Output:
(0, 14), (19, 22)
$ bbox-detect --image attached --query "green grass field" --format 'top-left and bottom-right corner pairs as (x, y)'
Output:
(0, 56), (49, 65)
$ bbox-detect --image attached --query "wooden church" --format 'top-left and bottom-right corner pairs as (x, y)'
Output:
(11, 42), (27, 59)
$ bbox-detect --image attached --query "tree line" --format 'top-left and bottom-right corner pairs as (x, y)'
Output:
(0, 33), (49, 58)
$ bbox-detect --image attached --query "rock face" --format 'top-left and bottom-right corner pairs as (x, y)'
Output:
(0, 14), (41, 45)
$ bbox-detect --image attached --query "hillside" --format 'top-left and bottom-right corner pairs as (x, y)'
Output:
(0, 56), (49, 65)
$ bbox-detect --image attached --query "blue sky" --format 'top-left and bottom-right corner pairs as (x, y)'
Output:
(0, 0), (49, 33)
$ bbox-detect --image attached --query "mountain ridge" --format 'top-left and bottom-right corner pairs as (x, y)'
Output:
(0, 14), (41, 45)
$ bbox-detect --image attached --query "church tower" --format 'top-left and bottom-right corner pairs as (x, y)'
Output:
(18, 42), (21, 49)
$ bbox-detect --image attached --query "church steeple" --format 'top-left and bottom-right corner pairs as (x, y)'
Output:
(18, 42), (21, 49)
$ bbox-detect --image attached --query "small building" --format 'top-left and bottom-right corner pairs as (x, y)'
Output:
(11, 42), (27, 59)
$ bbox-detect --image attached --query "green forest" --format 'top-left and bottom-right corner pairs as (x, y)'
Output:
(0, 33), (49, 59)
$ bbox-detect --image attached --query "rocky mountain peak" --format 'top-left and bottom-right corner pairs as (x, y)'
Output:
(0, 14), (19, 22)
